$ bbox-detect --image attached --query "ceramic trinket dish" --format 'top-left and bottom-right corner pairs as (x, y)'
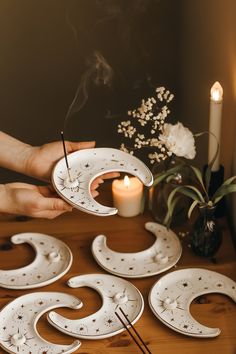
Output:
(48, 273), (144, 339)
(92, 222), (182, 278)
(52, 147), (153, 216)
(0, 233), (73, 289)
(0, 292), (82, 354)
(149, 268), (236, 337)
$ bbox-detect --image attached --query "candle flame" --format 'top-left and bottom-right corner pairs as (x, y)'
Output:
(210, 81), (223, 102)
(124, 175), (130, 187)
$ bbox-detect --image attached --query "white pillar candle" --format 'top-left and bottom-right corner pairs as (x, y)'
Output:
(208, 81), (223, 171)
(112, 175), (143, 217)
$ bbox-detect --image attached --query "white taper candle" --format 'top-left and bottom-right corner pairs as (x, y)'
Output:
(208, 81), (223, 171)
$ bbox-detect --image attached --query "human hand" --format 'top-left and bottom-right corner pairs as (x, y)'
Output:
(24, 140), (96, 182)
(0, 175), (120, 219)
(24, 140), (120, 193)
(0, 183), (73, 219)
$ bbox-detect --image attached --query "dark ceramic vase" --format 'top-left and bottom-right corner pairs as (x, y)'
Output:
(190, 205), (222, 257)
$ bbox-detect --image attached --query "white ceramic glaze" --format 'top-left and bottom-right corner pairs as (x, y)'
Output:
(48, 273), (144, 339)
(0, 233), (73, 289)
(92, 222), (182, 278)
(149, 268), (236, 337)
(52, 148), (153, 216)
(0, 292), (82, 353)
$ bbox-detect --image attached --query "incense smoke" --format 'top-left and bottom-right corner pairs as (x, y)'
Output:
(63, 50), (113, 130)
(63, 1), (154, 130)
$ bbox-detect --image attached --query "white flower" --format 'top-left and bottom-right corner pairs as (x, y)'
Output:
(159, 122), (196, 159)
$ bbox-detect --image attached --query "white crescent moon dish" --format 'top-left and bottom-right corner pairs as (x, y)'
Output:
(0, 292), (82, 354)
(52, 148), (153, 216)
(92, 222), (182, 278)
(48, 273), (144, 339)
(148, 268), (236, 337)
(0, 233), (73, 290)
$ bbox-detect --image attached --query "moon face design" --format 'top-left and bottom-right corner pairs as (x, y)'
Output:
(48, 273), (144, 339)
(0, 292), (82, 354)
(52, 148), (153, 216)
(0, 233), (73, 289)
(92, 222), (182, 278)
(149, 268), (236, 337)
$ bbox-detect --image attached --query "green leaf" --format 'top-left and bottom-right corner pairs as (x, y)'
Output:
(152, 171), (171, 186)
(221, 175), (236, 186)
(152, 164), (184, 187)
(164, 196), (180, 228)
(166, 185), (204, 215)
(212, 184), (236, 204)
(185, 185), (205, 202)
(194, 131), (209, 138)
(188, 200), (200, 219)
(165, 185), (205, 227)
(176, 185), (205, 202)
(166, 175), (177, 183)
(166, 186), (183, 211)
(189, 165), (207, 194)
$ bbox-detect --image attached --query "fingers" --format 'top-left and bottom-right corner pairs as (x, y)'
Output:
(67, 141), (96, 152)
(99, 172), (120, 180)
(35, 197), (73, 212)
(90, 178), (104, 191)
(38, 185), (58, 197)
(48, 198), (73, 212)
(91, 190), (99, 198)
(6, 182), (36, 190)
(90, 173), (120, 192)
(91, 173), (120, 188)
(32, 210), (68, 219)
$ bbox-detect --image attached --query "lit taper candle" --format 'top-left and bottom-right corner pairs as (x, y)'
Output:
(208, 81), (223, 171)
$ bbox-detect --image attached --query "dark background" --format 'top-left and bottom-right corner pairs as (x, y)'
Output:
(0, 0), (181, 182)
(0, 0), (236, 186)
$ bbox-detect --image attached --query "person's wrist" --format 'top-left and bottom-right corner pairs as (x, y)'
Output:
(12, 142), (34, 176)
(0, 132), (33, 176)
(22, 145), (39, 178)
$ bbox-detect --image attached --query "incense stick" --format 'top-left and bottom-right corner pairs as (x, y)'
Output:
(119, 307), (152, 354)
(115, 309), (152, 354)
(60, 131), (72, 182)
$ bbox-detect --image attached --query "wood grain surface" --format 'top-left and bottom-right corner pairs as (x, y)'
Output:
(0, 186), (235, 354)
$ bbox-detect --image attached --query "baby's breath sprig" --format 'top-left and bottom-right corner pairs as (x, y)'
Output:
(117, 87), (174, 164)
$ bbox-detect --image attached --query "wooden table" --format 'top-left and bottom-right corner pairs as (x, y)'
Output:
(0, 187), (235, 354)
